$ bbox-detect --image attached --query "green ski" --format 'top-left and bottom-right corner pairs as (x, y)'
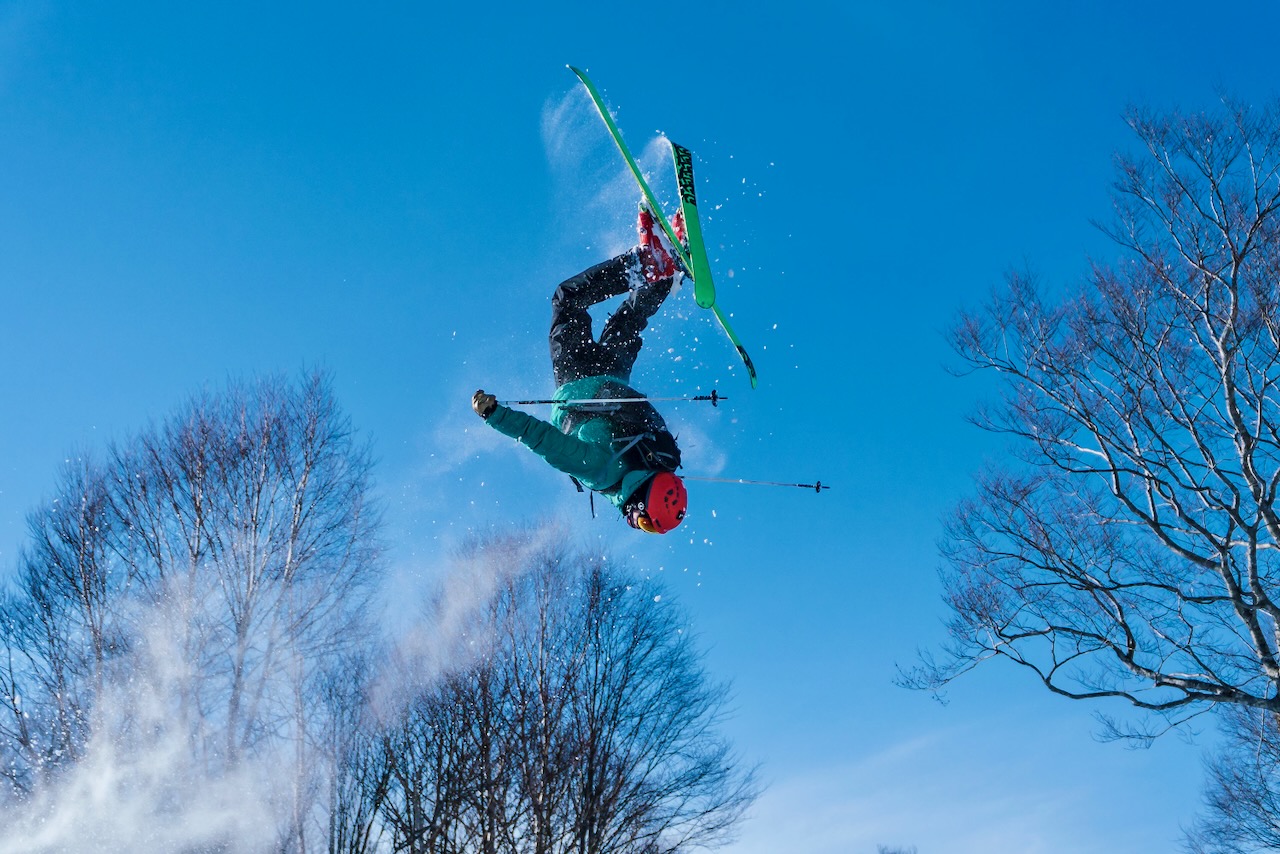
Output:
(567, 65), (690, 274)
(568, 65), (758, 388)
(672, 143), (758, 387)
(671, 143), (716, 309)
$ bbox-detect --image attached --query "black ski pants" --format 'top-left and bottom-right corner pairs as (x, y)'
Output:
(549, 250), (673, 387)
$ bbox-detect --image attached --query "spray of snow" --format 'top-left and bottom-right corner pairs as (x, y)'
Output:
(368, 521), (571, 724)
(0, 526), (575, 853)
(0, 590), (283, 854)
(542, 82), (680, 259)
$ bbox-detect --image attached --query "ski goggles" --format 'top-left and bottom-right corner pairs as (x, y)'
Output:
(627, 507), (663, 535)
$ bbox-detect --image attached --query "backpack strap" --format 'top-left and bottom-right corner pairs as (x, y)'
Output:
(607, 433), (649, 468)
(568, 476), (596, 518)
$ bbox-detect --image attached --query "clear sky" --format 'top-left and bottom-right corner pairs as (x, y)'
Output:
(2, 1), (1277, 850)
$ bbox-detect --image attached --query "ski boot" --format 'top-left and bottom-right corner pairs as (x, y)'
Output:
(637, 204), (686, 284)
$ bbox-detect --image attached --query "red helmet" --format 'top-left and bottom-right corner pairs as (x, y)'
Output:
(628, 472), (687, 534)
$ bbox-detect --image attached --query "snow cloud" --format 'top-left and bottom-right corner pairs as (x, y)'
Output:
(0, 601), (282, 854)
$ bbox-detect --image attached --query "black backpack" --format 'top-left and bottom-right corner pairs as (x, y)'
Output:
(620, 427), (681, 472)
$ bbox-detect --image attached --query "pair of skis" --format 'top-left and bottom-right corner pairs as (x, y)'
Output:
(568, 65), (758, 389)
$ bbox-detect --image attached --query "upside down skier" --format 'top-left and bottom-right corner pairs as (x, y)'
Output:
(472, 207), (689, 534)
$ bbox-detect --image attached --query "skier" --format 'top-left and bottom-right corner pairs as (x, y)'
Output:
(472, 206), (688, 534)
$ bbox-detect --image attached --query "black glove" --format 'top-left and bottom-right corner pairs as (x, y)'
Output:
(472, 389), (497, 420)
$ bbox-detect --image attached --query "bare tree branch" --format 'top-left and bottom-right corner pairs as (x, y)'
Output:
(910, 97), (1280, 735)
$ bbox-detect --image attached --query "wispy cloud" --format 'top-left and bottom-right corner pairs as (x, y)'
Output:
(722, 725), (1167, 854)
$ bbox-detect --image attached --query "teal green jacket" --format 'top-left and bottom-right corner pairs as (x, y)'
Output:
(484, 375), (654, 511)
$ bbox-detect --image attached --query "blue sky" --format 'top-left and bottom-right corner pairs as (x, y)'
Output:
(2, 1), (1278, 850)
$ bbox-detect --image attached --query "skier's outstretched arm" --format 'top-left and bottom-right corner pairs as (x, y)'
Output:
(472, 389), (615, 485)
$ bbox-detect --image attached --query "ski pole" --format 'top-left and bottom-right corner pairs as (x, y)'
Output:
(502, 390), (726, 407)
(682, 476), (831, 493)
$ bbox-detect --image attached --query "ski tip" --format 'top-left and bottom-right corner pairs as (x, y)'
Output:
(739, 349), (759, 388)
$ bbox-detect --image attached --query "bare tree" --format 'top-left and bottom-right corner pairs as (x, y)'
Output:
(323, 655), (391, 854)
(499, 546), (581, 854)
(1187, 707), (1280, 853)
(374, 534), (757, 854)
(0, 455), (118, 789)
(0, 371), (382, 849)
(379, 672), (478, 854)
(905, 96), (1280, 742)
(566, 564), (755, 854)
